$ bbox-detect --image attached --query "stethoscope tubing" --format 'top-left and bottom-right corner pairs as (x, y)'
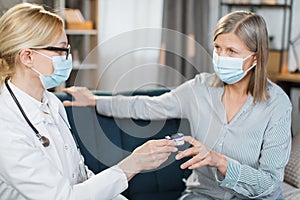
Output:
(5, 78), (50, 147)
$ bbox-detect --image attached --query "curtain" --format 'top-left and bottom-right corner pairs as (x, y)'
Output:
(159, 0), (213, 87)
(90, 0), (164, 92)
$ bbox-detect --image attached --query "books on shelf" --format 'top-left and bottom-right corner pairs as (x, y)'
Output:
(63, 9), (93, 30)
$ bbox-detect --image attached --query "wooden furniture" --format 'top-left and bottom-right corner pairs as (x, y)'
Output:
(275, 71), (300, 96)
(276, 72), (300, 84)
(54, 0), (99, 89)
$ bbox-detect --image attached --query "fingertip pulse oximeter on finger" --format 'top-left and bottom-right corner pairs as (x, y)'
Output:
(165, 133), (184, 146)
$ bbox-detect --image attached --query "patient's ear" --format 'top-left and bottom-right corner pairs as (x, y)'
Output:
(19, 49), (34, 67)
(253, 54), (257, 66)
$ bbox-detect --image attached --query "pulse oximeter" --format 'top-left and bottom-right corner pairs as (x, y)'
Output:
(165, 133), (184, 146)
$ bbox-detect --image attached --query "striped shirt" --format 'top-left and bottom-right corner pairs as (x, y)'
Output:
(96, 73), (292, 199)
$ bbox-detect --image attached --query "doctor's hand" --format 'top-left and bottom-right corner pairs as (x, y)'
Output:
(63, 86), (97, 107)
(118, 139), (178, 181)
(175, 136), (228, 176)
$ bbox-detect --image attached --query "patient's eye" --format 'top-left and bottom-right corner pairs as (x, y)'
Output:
(214, 45), (221, 53)
(228, 48), (238, 56)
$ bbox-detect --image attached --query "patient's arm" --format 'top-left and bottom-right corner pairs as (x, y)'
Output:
(63, 78), (194, 120)
(63, 86), (98, 107)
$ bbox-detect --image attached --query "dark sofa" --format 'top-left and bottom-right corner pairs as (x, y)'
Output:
(55, 88), (192, 200)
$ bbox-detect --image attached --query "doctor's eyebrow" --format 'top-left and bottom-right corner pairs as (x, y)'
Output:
(57, 41), (68, 47)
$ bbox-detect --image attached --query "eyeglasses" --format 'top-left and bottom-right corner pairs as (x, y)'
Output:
(42, 44), (71, 60)
(32, 44), (71, 60)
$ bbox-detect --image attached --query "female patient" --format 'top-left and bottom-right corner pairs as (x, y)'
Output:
(0, 3), (177, 199)
(64, 11), (292, 199)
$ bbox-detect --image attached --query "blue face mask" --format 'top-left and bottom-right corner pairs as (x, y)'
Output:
(31, 51), (73, 89)
(213, 51), (255, 84)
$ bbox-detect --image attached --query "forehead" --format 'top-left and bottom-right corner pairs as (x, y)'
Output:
(214, 32), (248, 50)
(50, 31), (68, 46)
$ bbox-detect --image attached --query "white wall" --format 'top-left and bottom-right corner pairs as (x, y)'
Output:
(96, 0), (164, 92)
(288, 0), (300, 71)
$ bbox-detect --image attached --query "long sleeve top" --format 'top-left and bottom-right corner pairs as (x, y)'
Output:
(0, 81), (128, 200)
(96, 73), (292, 199)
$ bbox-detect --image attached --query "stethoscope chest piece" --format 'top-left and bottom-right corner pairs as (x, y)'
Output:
(39, 135), (50, 147)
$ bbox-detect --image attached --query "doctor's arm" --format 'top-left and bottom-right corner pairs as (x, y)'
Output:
(0, 130), (176, 200)
(74, 139), (177, 199)
(118, 139), (178, 181)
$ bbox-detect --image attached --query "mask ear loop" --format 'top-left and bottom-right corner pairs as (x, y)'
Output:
(29, 50), (49, 76)
(243, 53), (254, 61)
(245, 63), (256, 73)
(243, 53), (256, 73)
(31, 50), (52, 60)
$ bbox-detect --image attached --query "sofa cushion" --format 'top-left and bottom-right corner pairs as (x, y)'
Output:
(284, 133), (300, 188)
(282, 182), (300, 200)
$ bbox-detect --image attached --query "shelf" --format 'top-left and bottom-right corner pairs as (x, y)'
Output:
(220, 3), (291, 8)
(73, 63), (97, 70)
(276, 72), (300, 84)
(65, 29), (97, 35)
(54, 0), (99, 88)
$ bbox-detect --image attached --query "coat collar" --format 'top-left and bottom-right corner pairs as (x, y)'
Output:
(5, 80), (60, 126)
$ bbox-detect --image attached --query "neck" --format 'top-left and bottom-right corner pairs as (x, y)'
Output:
(11, 67), (45, 102)
(226, 71), (253, 96)
(225, 84), (248, 97)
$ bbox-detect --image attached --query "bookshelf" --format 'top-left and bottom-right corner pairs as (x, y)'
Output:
(54, 0), (99, 89)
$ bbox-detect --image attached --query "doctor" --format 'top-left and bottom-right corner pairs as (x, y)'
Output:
(0, 3), (177, 200)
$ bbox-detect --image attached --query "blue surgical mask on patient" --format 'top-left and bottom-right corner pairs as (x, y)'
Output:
(213, 50), (255, 84)
(31, 51), (73, 89)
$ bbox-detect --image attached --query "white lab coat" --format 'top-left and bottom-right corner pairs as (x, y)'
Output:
(0, 81), (128, 200)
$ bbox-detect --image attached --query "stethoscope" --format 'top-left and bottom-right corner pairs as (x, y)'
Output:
(5, 79), (51, 147)
(5, 78), (88, 181)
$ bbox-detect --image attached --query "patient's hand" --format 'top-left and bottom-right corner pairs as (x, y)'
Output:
(63, 86), (97, 107)
(175, 136), (228, 176)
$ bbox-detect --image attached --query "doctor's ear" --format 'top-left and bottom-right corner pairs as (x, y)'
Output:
(19, 49), (34, 67)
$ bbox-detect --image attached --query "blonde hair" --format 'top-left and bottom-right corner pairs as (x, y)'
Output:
(0, 3), (64, 88)
(212, 11), (269, 103)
